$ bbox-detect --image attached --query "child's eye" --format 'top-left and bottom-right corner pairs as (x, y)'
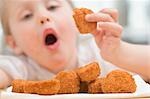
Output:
(47, 5), (59, 11)
(23, 13), (33, 20)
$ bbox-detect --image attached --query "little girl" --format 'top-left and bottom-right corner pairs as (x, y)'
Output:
(1, 0), (145, 89)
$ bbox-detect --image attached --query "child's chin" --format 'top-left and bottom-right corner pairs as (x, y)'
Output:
(49, 63), (67, 73)
(49, 58), (68, 71)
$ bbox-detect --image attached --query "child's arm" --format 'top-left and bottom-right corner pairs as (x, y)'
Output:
(0, 69), (12, 89)
(112, 42), (150, 81)
(0, 55), (30, 89)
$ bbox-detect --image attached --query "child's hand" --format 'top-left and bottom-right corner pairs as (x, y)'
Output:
(86, 8), (123, 62)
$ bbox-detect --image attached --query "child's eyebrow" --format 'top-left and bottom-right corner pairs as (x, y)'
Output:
(45, 0), (60, 2)
(13, 0), (62, 17)
(45, 0), (61, 4)
(17, 1), (30, 7)
(16, 0), (61, 10)
(12, 1), (35, 18)
(14, 1), (33, 11)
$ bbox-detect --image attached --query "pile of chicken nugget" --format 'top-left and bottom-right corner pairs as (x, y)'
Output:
(12, 62), (137, 95)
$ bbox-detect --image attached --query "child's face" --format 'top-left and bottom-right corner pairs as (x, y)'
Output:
(8, 0), (78, 73)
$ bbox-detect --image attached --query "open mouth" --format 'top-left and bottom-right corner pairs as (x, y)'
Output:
(43, 28), (60, 50)
(45, 34), (57, 45)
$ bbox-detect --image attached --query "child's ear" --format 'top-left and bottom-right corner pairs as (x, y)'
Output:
(5, 35), (23, 55)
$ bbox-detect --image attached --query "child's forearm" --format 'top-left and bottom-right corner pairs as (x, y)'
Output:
(113, 41), (150, 80)
(0, 69), (12, 89)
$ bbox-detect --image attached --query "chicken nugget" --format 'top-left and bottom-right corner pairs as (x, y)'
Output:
(88, 78), (105, 94)
(76, 62), (100, 82)
(102, 70), (137, 93)
(36, 79), (60, 95)
(12, 79), (27, 93)
(12, 79), (60, 95)
(24, 79), (60, 95)
(55, 71), (80, 94)
(73, 8), (97, 34)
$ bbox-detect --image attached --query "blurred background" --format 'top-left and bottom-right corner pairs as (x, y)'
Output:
(0, 0), (150, 53)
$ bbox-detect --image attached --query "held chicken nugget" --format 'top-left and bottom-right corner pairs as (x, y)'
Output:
(102, 70), (137, 93)
(73, 8), (97, 34)
(55, 71), (80, 94)
(76, 62), (100, 82)
(88, 78), (105, 94)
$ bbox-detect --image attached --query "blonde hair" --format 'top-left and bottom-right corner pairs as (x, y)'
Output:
(0, 0), (10, 35)
(0, 0), (74, 36)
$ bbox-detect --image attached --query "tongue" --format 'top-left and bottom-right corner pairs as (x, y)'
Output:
(45, 34), (57, 45)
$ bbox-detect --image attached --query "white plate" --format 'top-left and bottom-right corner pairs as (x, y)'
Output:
(1, 75), (150, 99)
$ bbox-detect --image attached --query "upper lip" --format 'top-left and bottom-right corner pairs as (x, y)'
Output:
(43, 28), (58, 45)
(43, 28), (58, 39)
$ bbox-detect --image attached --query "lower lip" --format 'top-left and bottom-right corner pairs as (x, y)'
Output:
(46, 40), (60, 51)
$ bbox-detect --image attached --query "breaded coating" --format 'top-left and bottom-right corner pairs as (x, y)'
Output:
(73, 8), (97, 34)
(23, 81), (39, 94)
(76, 62), (100, 82)
(12, 79), (60, 95)
(12, 79), (27, 93)
(37, 79), (60, 95)
(79, 82), (88, 93)
(55, 71), (80, 94)
(88, 78), (105, 94)
(24, 79), (60, 95)
(102, 70), (137, 93)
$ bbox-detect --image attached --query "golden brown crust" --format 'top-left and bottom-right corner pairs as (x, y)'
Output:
(12, 79), (60, 95)
(73, 8), (97, 34)
(102, 70), (137, 93)
(88, 78), (105, 94)
(23, 81), (39, 94)
(76, 62), (100, 82)
(12, 79), (26, 93)
(55, 71), (80, 94)
(36, 79), (60, 95)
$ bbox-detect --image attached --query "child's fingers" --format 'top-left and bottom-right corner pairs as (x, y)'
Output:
(100, 8), (119, 22)
(92, 29), (104, 47)
(85, 12), (114, 22)
(98, 22), (123, 37)
(93, 29), (103, 41)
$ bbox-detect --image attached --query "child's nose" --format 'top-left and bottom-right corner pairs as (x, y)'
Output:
(39, 16), (50, 25)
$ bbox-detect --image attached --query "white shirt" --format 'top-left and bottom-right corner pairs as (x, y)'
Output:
(0, 36), (121, 82)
